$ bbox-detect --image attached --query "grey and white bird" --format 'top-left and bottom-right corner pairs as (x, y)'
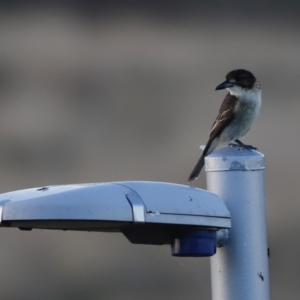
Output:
(188, 69), (261, 182)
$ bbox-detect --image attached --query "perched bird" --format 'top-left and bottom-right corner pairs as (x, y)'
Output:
(188, 69), (261, 182)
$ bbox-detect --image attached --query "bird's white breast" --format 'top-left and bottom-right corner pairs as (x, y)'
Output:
(235, 89), (261, 136)
(223, 86), (262, 141)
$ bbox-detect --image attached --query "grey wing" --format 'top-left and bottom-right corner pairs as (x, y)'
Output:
(187, 94), (238, 182)
(208, 93), (238, 141)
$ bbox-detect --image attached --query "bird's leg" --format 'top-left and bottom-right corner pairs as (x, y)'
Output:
(229, 139), (258, 150)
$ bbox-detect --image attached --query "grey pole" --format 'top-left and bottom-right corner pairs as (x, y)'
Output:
(205, 146), (270, 300)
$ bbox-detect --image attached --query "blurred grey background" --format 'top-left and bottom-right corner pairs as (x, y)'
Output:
(0, 1), (299, 299)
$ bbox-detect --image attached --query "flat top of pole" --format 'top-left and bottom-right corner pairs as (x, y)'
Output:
(205, 146), (265, 172)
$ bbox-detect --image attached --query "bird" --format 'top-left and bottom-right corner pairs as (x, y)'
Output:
(188, 69), (261, 182)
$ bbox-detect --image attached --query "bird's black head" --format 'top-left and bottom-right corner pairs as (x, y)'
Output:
(216, 69), (257, 91)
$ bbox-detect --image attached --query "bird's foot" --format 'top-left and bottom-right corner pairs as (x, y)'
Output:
(229, 139), (258, 150)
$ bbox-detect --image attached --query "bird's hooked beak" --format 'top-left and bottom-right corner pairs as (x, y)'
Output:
(215, 80), (235, 91)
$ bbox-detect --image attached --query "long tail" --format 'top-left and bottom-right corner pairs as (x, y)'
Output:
(188, 155), (205, 182)
(187, 138), (219, 182)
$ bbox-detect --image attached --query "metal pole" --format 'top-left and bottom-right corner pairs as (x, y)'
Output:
(205, 146), (270, 300)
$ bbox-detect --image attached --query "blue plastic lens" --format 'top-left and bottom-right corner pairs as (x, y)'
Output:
(171, 230), (216, 257)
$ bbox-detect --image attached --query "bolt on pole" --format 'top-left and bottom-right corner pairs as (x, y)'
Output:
(205, 146), (270, 300)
